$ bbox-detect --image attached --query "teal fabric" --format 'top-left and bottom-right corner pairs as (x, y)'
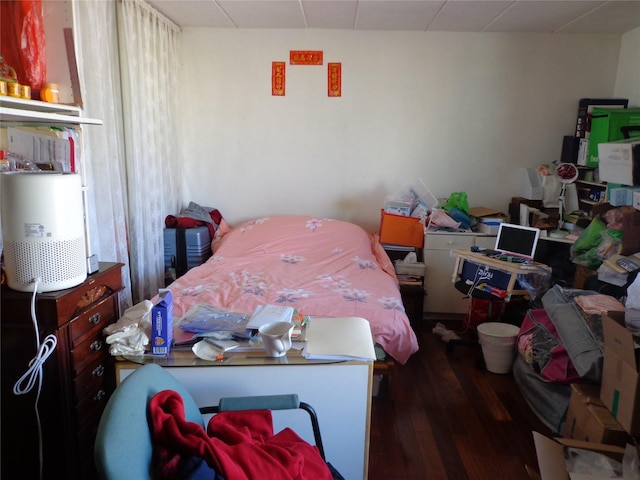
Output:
(218, 394), (299, 412)
(94, 364), (205, 480)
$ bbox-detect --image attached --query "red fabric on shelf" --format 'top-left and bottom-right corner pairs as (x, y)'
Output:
(149, 389), (332, 480)
(165, 208), (222, 238)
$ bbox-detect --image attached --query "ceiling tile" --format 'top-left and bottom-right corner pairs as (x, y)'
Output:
(144, 0), (640, 34)
(147, 0), (234, 28)
(427, 1), (512, 32)
(484, 1), (609, 33)
(355, 0), (445, 31)
(218, 0), (306, 28)
(302, 0), (358, 29)
(557, 0), (640, 33)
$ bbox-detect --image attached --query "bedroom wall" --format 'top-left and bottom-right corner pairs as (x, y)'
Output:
(177, 29), (629, 233)
(615, 26), (640, 103)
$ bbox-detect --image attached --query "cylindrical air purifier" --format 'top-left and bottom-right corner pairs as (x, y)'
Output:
(1, 172), (87, 292)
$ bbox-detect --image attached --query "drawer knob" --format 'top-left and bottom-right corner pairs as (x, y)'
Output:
(94, 389), (107, 402)
(92, 364), (105, 377)
(89, 313), (102, 325)
(90, 340), (104, 351)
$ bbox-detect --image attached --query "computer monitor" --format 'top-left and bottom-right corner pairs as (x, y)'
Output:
(494, 223), (540, 260)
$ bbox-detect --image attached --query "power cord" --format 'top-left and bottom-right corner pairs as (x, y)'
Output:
(12, 278), (57, 480)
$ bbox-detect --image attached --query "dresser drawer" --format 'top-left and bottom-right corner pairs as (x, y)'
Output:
(75, 373), (112, 420)
(71, 326), (111, 377)
(74, 354), (113, 404)
(69, 295), (118, 347)
(425, 234), (475, 251)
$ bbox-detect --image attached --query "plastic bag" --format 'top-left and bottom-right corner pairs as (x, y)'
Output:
(443, 192), (470, 215)
(625, 274), (640, 334)
(426, 208), (460, 229)
(0, 0), (46, 89)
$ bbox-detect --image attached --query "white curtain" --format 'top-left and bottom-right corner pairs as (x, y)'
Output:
(118, 0), (182, 303)
(73, 0), (182, 305)
(74, 0), (132, 309)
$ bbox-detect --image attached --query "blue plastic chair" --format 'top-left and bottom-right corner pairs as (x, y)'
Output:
(94, 363), (335, 480)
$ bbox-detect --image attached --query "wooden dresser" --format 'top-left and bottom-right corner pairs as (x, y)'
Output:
(1, 262), (123, 479)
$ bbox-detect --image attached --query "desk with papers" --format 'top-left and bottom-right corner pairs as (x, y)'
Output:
(116, 316), (375, 480)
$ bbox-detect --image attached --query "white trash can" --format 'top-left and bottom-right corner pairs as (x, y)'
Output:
(476, 322), (520, 374)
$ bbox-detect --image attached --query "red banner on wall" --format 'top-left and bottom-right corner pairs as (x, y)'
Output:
(290, 50), (323, 65)
(272, 61), (285, 96)
(328, 62), (341, 97)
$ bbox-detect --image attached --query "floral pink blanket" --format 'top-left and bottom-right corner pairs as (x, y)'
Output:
(167, 215), (419, 364)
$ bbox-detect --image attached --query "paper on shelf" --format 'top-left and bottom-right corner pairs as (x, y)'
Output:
(302, 316), (376, 361)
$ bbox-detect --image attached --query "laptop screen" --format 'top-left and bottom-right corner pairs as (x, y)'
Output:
(494, 223), (540, 260)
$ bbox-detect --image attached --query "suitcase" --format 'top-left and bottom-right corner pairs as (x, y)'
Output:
(163, 226), (212, 282)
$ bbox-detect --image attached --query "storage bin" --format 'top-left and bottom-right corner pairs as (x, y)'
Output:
(379, 209), (424, 248)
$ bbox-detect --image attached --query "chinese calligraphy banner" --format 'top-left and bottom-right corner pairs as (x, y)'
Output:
(272, 61), (285, 96)
(290, 50), (323, 65)
(328, 62), (341, 97)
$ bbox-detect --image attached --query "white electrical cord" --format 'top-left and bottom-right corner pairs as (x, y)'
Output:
(12, 278), (57, 480)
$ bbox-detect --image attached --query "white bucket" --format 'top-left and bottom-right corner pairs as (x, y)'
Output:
(476, 322), (520, 374)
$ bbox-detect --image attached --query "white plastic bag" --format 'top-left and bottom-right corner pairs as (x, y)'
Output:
(624, 274), (640, 334)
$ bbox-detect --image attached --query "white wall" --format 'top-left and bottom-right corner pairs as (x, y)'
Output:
(178, 30), (623, 233)
(615, 26), (640, 105)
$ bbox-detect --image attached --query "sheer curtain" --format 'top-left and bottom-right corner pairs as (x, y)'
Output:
(118, 0), (182, 303)
(74, 1), (132, 309)
(74, 0), (182, 305)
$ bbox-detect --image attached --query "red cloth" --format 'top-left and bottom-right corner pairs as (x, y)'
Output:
(150, 389), (332, 480)
(165, 208), (223, 238)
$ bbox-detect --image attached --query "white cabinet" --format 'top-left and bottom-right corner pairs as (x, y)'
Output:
(423, 232), (495, 314)
(118, 360), (372, 480)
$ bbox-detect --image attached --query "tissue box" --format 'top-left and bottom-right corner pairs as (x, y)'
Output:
(609, 187), (640, 207)
(394, 261), (425, 277)
(151, 289), (174, 356)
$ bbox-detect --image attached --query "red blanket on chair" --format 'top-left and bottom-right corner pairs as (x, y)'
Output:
(149, 390), (332, 480)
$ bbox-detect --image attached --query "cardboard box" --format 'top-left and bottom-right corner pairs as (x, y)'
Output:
(151, 289), (174, 356)
(564, 384), (629, 446)
(379, 209), (424, 248)
(598, 138), (640, 186)
(469, 206), (507, 234)
(619, 205), (640, 256)
(600, 312), (640, 436)
(532, 432), (626, 480)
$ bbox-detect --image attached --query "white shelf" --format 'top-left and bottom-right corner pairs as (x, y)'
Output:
(576, 179), (606, 188)
(0, 97), (102, 126)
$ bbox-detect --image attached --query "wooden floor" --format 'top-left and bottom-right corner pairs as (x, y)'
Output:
(368, 318), (552, 480)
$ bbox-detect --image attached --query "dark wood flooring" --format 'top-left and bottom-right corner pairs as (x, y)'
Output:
(368, 318), (552, 480)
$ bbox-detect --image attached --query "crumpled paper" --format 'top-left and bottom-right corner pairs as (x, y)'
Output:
(103, 300), (153, 355)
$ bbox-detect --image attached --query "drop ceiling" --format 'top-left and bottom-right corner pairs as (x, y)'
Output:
(147, 0), (640, 34)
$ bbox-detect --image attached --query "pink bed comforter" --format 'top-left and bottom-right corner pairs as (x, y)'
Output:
(167, 215), (419, 364)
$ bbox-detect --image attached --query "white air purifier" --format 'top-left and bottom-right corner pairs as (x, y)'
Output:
(1, 172), (87, 292)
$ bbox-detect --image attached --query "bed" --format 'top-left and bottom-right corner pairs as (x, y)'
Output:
(166, 215), (419, 364)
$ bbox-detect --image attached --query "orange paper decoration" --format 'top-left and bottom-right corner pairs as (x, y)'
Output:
(290, 50), (323, 65)
(272, 61), (285, 96)
(328, 62), (341, 97)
